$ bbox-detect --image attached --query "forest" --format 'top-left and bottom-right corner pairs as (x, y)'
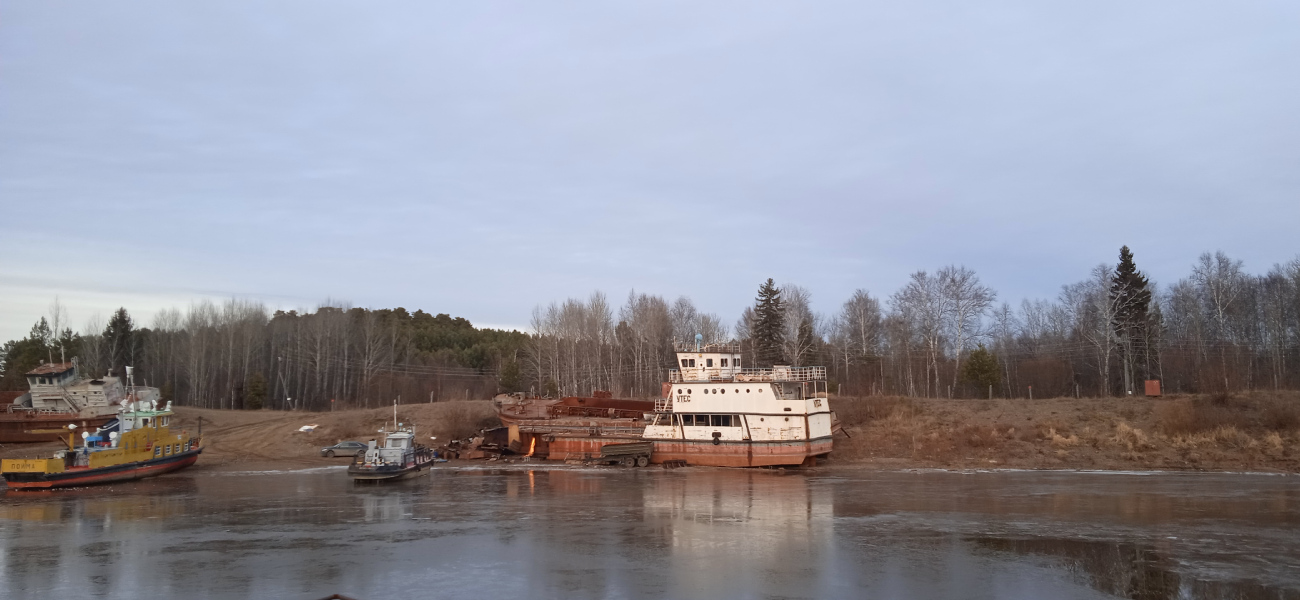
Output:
(2, 247), (1299, 410)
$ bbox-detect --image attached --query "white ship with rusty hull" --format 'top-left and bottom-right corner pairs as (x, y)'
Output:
(641, 342), (838, 467)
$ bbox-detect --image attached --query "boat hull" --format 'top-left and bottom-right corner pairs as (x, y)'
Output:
(347, 462), (430, 482)
(2, 448), (202, 489)
(0, 413), (116, 443)
(648, 437), (833, 467)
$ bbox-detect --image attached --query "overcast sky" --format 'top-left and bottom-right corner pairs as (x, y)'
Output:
(2, 1), (1298, 342)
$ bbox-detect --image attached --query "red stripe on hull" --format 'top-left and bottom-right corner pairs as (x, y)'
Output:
(649, 439), (833, 467)
(4, 453), (200, 489)
(535, 434), (832, 467)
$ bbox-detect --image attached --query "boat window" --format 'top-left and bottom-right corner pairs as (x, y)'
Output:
(681, 359), (688, 368)
(681, 414), (694, 426)
(706, 358), (713, 367)
(688, 359), (696, 367)
(735, 358), (740, 368)
(154, 446), (161, 457)
(720, 358), (728, 367)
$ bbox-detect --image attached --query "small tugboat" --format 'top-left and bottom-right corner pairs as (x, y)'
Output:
(347, 416), (434, 482)
(1, 368), (203, 489)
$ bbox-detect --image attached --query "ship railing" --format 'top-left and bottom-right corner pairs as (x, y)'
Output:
(668, 366), (826, 383)
(654, 397), (672, 412)
(672, 342), (742, 353)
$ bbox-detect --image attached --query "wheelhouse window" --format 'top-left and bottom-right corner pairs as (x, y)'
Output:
(681, 359), (688, 367)
(721, 358), (728, 367)
(706, 358), (713, 367)
(688, 359), (696, 367)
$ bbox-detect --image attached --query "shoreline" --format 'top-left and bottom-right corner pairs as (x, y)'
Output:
(3, 391), (1297, 478)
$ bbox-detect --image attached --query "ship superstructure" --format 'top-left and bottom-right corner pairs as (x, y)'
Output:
(0, 360), (153, 443)
(640, 342), (836, 467)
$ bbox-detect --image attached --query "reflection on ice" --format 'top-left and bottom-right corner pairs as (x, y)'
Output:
(0, 468), (1296, 599)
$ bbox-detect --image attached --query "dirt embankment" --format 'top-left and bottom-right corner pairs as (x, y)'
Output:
(0, 401), (499, 472)
(4, 392), (1296, 474)
(829, 391), (1300, 472)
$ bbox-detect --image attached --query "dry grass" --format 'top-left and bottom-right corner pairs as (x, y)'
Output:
(828, 391), (1300, 472)
(1154, 393), (1300, 435)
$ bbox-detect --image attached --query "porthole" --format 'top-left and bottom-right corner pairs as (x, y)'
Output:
(734, 389), (739, 394)
(785, 417), (789, 422)
(746, 389), (750, 393)
(720, 389), (726, 394)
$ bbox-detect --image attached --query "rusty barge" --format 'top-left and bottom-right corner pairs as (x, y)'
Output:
(493, 343), (838, 468)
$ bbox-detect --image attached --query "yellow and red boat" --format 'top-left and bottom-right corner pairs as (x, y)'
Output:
(2, 396), (203, 490)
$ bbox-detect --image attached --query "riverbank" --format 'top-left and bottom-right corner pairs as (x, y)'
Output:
(2, 392), (1297, 473)
(829, 391), (1300, 473)
(0, 401), (499, 473)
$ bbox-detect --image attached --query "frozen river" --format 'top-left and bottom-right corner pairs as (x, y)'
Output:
(1, 466), (1298, 599)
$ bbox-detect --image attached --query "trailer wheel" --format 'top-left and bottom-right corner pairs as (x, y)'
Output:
(636, 456), (649, 468)
(620, 457), (633, 467)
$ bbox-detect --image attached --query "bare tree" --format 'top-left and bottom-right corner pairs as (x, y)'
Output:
(941, 266), (995, 394)
(891, 271), (949, 397)
(1191, 251), (1248, 391)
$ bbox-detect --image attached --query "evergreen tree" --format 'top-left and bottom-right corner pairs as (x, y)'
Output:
(752, 279), (785, 366)
(1110, 246), (1152, 394)
(498, 358), (522, 392)
(960, 344), (1001, 396)
(0, 319), (54, 390)
(245, 372), (267, 410)
(104, 307), (136, 378)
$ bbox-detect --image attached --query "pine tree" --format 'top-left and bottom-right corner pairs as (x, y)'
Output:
(245, 372), (267, 410)
(752, 279), (785, 366)
(104, 307), (136, 378)
(960, 344), (1000, 396)
(1110, 246), (1152, 395)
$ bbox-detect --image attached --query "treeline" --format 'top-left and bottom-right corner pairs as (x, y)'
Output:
(0, 301), (527, 410)
(3, 247), (1299, 406)
(528, 248), (1300, 399)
